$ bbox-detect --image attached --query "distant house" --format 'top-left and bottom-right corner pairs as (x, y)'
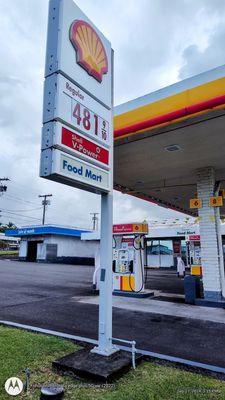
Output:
(0, 233), (19, 250)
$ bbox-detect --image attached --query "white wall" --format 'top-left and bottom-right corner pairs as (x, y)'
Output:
(19, 240), (27, 258)
(37, 243), (46, 260)
(18, 235), (98, 260)
(147, 254), (174, 268)
(47, 235), (98, 258)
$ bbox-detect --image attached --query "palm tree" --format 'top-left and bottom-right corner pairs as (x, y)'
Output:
(0, 222), (17, 233)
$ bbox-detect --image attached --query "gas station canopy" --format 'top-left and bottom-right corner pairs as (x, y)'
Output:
(114, 65), (225, 216)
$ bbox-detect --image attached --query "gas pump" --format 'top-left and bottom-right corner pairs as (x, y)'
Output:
(112, 223), (152, 297)
(186, 235), (202, 276)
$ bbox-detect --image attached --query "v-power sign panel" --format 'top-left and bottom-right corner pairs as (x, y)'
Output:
(42, 122), (109, 169)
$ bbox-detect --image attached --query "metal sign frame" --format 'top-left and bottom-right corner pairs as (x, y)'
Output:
(40, 0), (115, 356)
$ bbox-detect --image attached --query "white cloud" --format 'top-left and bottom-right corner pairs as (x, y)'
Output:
(0, 0), (224, 228)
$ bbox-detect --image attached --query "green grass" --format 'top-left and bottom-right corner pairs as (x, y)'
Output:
(0, 250), (18, 255)
(1, 326), (225, 399)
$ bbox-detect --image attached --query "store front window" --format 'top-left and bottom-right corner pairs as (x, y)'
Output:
(147, 239), (173, 268)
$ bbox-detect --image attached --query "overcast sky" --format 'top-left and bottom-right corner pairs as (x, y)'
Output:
(0, 0), (225, 229)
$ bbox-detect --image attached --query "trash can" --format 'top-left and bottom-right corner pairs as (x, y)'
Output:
(184, 275), (202, 304)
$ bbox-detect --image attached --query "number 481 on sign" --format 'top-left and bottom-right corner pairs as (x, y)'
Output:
(72, 100), (109, 145)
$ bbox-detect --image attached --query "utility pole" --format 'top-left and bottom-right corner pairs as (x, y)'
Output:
(90, 212), (99, 231)
(39, 194), (52, 225)
(0, 178), (10, 196)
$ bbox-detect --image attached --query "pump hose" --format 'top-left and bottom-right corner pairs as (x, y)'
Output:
(128, 236), (145, 293)
(112, 235), (116, 249)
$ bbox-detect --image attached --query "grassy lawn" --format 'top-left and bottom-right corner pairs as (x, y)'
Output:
(0, 250), (18, 256)
(1, 326), (225, 399)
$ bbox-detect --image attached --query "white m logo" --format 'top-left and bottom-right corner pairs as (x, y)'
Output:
(5, 377), (23, 396)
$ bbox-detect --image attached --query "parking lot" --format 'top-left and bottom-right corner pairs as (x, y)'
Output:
(1, 260), (225, 369)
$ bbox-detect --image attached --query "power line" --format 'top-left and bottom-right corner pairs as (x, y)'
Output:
(7, 193), (40, 205)
(2, 196), (39, 207)
(1, 219), (40, 227)
(10, 180), (41, 197)
(4, 194), (40, 206)
(1, 211), (41, 221)
(1, 207), (42, 213)
(0, 216), (40, 225)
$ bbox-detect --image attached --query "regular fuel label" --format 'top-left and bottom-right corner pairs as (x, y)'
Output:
(60, 154), (109, 191)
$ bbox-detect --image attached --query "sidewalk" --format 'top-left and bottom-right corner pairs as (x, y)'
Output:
(77, 294), (225, 324)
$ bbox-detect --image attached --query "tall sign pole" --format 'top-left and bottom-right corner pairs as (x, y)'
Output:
(40, 0), (115, 355)
(95, 191), (115, 354)
(92, 68), (115, 354)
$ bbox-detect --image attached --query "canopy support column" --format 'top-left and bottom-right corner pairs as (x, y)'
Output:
(196, 167), (225, 300)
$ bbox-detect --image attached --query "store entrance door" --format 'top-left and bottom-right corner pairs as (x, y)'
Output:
(27, 241), (43, 262)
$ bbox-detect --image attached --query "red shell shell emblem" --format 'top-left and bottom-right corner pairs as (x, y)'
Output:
(70, 20), (108, 83)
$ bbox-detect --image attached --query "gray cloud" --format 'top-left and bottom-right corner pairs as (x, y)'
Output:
(179, 24), (225, 79)
(0, 0), (224, 228)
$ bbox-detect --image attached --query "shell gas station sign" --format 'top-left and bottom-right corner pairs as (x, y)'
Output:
(69, 20), (108, 83)
(40, 0), (112, 194)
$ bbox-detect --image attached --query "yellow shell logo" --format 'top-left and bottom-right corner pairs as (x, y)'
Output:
(70, 20), (108, 83)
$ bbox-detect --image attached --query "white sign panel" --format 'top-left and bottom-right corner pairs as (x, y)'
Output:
(45, 0), (111, 108)
(40, 0), (113, 194)
(43, 74), (110, 147)
(40, 148), (109, 193)
(147, 227), (199, 238)
(61, 154), (108, 190)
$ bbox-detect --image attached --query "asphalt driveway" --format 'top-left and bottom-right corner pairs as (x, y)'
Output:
(1, 260), (225, 369)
